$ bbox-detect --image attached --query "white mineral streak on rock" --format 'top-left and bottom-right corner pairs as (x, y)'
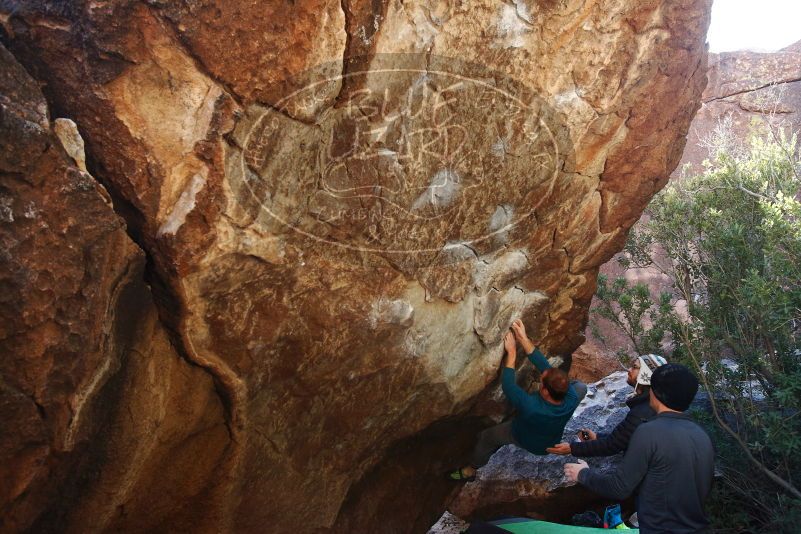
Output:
(22, 201), (39, 219)
(488, 204), (514, 243)
(553, 88), (581, 108)
(157, 170), (207, 237)
(488, 204), (512, 230)
(104, 24), (223, 224)
(473, 287), (548, 346)
(64, 351), (115, 450)
(53, 118), (87, 172)
(403, 284), (479, 374)
(495, 1), (532, 49)
(204, 222), (286, 267)
(369, 298), (415, 328)
(399, 2), (440, 49)
(441, 241), (478, 262)
(474, 249), (529, 294)
(411, 168), (461, 211)
(0, 195), (13, 223)
(397, 248), (548, 400)
(491, 137), (510, 159)
(400, 252), (548, 400)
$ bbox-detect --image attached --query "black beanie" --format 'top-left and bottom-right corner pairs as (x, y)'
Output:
(650, 363), (699, 412)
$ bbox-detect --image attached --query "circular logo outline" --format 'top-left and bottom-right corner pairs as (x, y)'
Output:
(238, 59), (565, 256)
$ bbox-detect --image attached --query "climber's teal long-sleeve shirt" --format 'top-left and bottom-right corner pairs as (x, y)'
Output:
(501, 348), (582, 455)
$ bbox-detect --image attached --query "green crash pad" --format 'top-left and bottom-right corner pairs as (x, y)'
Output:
(488, 518), (638, 533)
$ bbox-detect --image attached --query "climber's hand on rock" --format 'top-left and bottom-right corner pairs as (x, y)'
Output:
(511, 319), (535, 354)
(564, 460), (589, 482)
(546, 443), (572, 455)
(511, 319), (528, 341)
(577, 429), (597, 441)
(503, 332), (517, 368)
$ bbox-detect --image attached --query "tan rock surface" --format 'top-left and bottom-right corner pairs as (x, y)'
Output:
(1, 1), (711, 531)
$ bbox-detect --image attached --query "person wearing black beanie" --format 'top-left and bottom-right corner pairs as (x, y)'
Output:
(564, 363), (715, 533)
(650, 363), (699, 412)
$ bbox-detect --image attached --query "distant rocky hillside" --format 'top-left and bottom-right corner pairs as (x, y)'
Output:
(582, 40), (801, 366)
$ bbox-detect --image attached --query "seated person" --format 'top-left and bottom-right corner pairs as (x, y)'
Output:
(448, 320), (586, 481)
(547, 354), (667, 457)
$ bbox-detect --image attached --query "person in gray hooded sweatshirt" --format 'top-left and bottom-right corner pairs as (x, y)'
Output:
(564, 363), (715, 534)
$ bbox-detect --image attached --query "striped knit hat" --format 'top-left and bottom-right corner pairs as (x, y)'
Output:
(636, 354), (668, 386)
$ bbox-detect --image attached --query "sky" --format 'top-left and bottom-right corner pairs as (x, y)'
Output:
(708, 0), (801, 53)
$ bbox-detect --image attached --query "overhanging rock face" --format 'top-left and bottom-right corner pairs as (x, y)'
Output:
(0, 1), (711, 532)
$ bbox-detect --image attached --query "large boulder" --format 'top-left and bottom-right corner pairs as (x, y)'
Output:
(0, 1), (710, 532)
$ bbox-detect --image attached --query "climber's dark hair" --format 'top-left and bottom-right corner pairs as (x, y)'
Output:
(543, 368), (569, 401)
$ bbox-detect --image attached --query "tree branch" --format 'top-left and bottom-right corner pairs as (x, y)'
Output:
(677, 322), (801, 500)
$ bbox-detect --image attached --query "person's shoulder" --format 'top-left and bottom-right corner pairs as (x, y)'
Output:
(564, 387), (582, 410)
(675, 416), (715, 453)
(658, 413), (711, 436)
(522, 390), (546, 408)
(685, 416), (714, 440)
(628, 417), (661, 445)
(626, 391), (649, 407)
(628, 398), (655, 419)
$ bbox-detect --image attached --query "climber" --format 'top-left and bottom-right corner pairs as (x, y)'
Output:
(564, 363), (715, 533)
(447, 319), (587, 481)
(546, 354), (667, 457)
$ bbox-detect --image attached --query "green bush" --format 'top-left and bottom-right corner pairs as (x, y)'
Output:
(592, 130), (801, 531)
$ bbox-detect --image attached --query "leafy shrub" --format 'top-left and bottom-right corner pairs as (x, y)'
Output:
(592, 129), (801, 531)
